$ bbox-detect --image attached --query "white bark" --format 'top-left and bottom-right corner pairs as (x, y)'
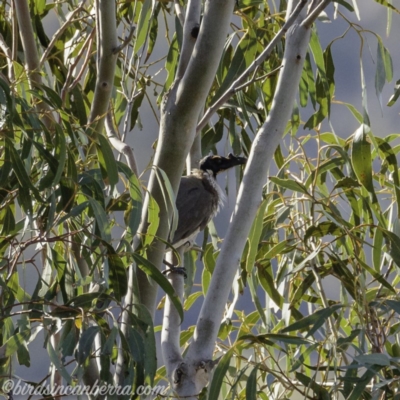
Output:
(161, 249), (185, 381)
(87, 0), (118, 137)
(135, 0), (236, 316)
(196, 0), (308, 133)
(0, 33), (15, 82)
(138, 0), (331, 397)
(14, 0), (54, 132)
(178, 0), (327, 394)
(176, 0), (201, 80)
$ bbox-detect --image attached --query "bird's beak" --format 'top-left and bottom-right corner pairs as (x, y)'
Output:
(215, 153), (247, 173)
(226, 153), (247, 167)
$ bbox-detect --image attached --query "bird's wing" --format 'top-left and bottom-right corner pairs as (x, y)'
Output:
(172, 176), (216, 246)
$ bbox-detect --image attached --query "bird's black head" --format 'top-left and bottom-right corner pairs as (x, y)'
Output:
(199, 153), (247, 178)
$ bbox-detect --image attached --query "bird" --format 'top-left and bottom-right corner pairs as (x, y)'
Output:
(170, 153), (247, 251)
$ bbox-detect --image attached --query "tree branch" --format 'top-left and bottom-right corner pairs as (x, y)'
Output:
(39, 0), (88, 67)
(112, 25), (136, 54)
(135, 0), (236, 317)
(302, 0), (332, 28)
(87, 0), (118, 138)
(196, 0), (308, 133)
(11, 0), (18, 62)
(161, 249), (185, 382)
(14, 0), (55, 132)
(187, 130), (202, 171)
(187, 0), (312, 367)
(0, 33), (15, 82)
(176, 0), (202, 80)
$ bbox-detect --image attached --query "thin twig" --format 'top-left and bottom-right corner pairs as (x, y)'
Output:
(39, 0), (88, 67)
(234, 65), (282, 93)
(68, 31), (95, 91)
(196, 0), (307, 133)
(113, 25), (136, 54)
(11, 0), (18, 61)
(60, 29), (95, 107)
(0, 33), (15, 82)
(301, 0), (332, 28)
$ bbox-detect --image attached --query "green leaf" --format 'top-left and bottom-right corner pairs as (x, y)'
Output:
(246, 199), (268, 273)
(290, 343), (320, 371)
(280, 304), (343, 337)
(373, 0), (400, 13)
(257, 264), (284, 309)
(47, 340), (72, 383)
(375, 39), (393, 107)
(248, 274), (267, 326)
(7, 138), (42, 202)
(333, 0), (355, 11)
(386, 299), (400, 314)
(295, 372), (330, 400)
(163, 34), (179, 93)
(102, 326), (118, 356)
(0, 77), (14, 119)
(356, 256), (395, 294)
(134, 0), (152, 53)
(1, 206), (16, 235)
(132, 253), (183, 322)
(269, 177), (309, 195)
(0, 330), (30, 359)
(207, 347), (235, 400)
(259, 240), (295, 261)
(381, 229), (400, 268)
(304, 221), (345, 241)
(106, 245), (128, 301)
(53, 125), (67, 186)
(57, 201), (89, 226)
(387, 79), (400, 106)
(97, 134), (119, 190)
(291, 242), (321, 275)
(299, 53), (313, 108)
(145, 3), (160, 63)
(124, 324), (145, 364)
(351, 124), (377, 202)
(118, 162), (143, 239)
(154, 167), (178, 241)
(355, 353), (390, 366)
(87, 196), (111, 243)
(304, 28), (331, 129)
(184, 291), (203, 311)
(144, 195), (159, 247)
(246, 366), (258, 400)
(36, 84), (62, 109)
(0, 138), (12, 187)
(336, 101), (363, 123)
(77, 326), (100, 364)
(214, 28), (258, 101)
(66, 292), (113, 310)
(346, 364), (382, 400)
(241, 333), (311, 346)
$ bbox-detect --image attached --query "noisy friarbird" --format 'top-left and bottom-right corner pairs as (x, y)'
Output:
(171, 153), (247, 249)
